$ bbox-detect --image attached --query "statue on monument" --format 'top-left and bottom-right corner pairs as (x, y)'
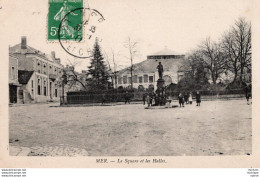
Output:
(157, 62), (164, 79)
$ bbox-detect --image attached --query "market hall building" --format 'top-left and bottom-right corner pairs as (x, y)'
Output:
(114, 48), (186, 91)
(9, 36), (64, 103)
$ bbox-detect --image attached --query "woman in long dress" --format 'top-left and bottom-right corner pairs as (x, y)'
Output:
(188, 92), (193, 104)
(54, 0), (78, 38)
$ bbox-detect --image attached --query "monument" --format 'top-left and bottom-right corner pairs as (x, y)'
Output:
(156, 62), (166, 106)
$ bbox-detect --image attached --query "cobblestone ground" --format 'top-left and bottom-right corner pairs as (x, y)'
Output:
(9, 99), (252, 156)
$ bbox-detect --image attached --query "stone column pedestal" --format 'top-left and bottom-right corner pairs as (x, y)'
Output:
(156, 78), (166, 106)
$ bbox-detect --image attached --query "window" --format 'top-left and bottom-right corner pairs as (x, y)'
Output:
(44, 81), (47, 96)
(11, 67), (15, 80)
(123, 76), (127, 84)
(37, 62), (41, 73)
(43, 64), (46, 74)
(138, 85), (145, 91)
(55, 89), (58, 97)
(37, 79), (41, 95)
(118, 77), (122, 84)
(149, 76), (153, 83)
(133, 75), (137, 83)
(128, 77), (132, 84)
(38, 85), (41, 95)
(31, 80), (33, 88)
(148, 84), (154, 91)
(144, 74), (148, 83)
(138, 76), (143, 83)
(178, 74), (184, 81)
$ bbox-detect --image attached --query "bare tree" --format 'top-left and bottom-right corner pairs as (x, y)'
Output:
(222, 31), (241, 83)
(111, 49), (119, 88)
(103, 50), (113, 87)
(64, 59), (87, 91)
(199, 38), (227, 85)
(178, 50), (210, 90)
(123, 37), (139, 89)
(103, 49), (120, 88)
(222, 18), (251, 84)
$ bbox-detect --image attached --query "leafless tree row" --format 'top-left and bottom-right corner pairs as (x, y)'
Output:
(186, 18), (251, 87)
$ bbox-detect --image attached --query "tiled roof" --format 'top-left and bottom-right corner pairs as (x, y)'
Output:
(117, 58), (183, 75)
(10, 44), (50, 59)
(149, 48), (183, 56)
(18, 70), (34, 84)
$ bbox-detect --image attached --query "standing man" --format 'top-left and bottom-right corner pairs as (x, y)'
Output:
(125, 91), (130, 104)
(178, 93), (184, 107)
(142, 92), (147, 105)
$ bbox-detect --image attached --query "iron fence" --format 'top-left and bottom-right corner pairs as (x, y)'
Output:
(61, 89), (246, 105)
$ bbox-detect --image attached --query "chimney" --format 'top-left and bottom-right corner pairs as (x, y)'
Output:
(55, 58), (61, 64)
(51, 51), (55, 60)
(21, 36), (27, 49)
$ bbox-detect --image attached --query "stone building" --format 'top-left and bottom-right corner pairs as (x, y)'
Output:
(9, 36), (64, 103)
(114, 48), (185, 91)
(9, 54), (21, 103)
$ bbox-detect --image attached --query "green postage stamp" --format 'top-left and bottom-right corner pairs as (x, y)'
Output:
(48, 0), (83, 41)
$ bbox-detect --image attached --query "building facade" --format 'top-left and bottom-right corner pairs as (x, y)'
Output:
(9, 36), (64, 103)
(114, 48), (185, 91)
(9, 54), (21, 103)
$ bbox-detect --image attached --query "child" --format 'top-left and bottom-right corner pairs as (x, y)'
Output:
(188, 92), (193, 104)
(146, 94), (151, 107)
(196, 91), (201, 106)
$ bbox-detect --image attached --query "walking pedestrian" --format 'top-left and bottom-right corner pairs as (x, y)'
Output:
(125, 91), (130, 104)
(142, 92), (146, 105)
(195, 91), (201, 106)
(146, 94), (151, 107)
(178, 93), (184, 107)
(245, 83), (252, 105)
(184, 92), (189, 104)
(188, 92), (193, 104)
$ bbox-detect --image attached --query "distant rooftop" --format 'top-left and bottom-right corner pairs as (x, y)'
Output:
(147, 47), (184, 60)
(149, 47), (183, 56)
(9, 37), (62, 65)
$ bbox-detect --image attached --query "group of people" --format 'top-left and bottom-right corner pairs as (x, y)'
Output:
(178, 91), (201, 107)
(142, 91), (202, 108)
(143, 92), (166, 107)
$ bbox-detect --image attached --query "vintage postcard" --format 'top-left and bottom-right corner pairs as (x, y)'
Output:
(0, 0), (260, 168)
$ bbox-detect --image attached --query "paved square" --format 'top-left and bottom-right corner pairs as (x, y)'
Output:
(9, 99), (251, 156)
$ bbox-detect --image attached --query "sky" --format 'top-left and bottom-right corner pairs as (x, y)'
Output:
(1, 0), (252, 72)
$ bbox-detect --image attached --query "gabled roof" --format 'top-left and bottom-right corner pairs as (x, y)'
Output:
(117, 58), (183, 75)
(18, 70), (34, 84)
(10, 44), (50, 59)
(149, 48), (183, 56)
